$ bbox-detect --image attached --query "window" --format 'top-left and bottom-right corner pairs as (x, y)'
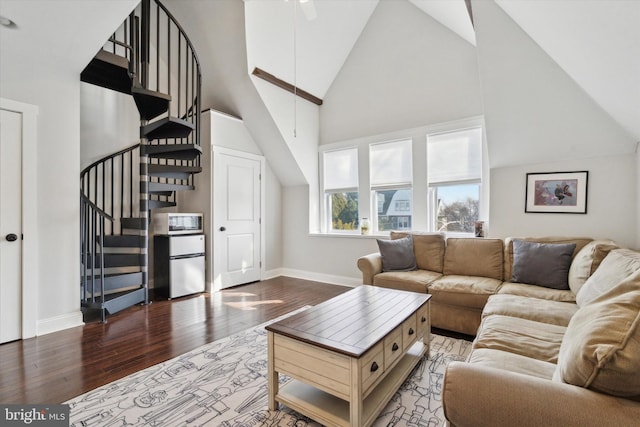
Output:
(427, 127), (482, 234)
(370, 140), (413, 232)
(323, 148), (359, 232)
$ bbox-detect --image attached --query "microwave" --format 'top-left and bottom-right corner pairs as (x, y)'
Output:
(153, 213), (203, 235)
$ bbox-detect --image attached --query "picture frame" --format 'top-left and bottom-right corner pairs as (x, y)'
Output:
(525, 171), (588, 214)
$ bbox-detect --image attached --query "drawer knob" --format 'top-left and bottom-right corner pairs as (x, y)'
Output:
(421, 316), (427, 323)
(392, 342), (399, 352)
(408, 328), (415, 336)
(370, 362), (379, 372)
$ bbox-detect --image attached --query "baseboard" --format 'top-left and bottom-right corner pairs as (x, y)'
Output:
(277, 268), (360, 288)
(37, 311), (84, 336)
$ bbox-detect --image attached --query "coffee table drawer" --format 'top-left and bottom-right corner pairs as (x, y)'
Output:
(384, 325), (403, 370)
(416, 302), (430, 337)
(361, 341), (384, 393)
(402, 313), (418, 351)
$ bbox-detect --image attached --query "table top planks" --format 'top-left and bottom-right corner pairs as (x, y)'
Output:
(266, 286), (430, 358)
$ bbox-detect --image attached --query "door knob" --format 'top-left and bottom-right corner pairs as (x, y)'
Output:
(219, 226), (226, 232)
(5, 233), (18, 242)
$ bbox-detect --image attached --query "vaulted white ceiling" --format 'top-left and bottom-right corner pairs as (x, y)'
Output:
(244, 0), (639, 142)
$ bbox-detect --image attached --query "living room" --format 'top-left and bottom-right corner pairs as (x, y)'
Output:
(0, 0), (638, 424)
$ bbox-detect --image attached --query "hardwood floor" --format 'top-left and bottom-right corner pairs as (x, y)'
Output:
(0, 277), (350, 404)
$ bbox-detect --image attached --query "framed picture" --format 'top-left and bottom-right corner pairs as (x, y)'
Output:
(525, 171), (588, 214)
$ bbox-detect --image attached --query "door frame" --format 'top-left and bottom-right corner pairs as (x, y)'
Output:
(211, 145), (265, 291)
(1, 98), (39, 339)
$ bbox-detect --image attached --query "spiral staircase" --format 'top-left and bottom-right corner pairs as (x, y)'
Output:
(80, 0), (201, 322)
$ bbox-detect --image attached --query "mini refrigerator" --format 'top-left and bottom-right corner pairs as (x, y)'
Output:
(154, 234), (205, 299)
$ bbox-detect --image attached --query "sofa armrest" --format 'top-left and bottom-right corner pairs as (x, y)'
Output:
(443, 362), (640, 427)
(357, 252), (383, 285)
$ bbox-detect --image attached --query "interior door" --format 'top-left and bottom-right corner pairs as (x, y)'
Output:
(0, 109), (23, 343)
(213, 149), (262, 289)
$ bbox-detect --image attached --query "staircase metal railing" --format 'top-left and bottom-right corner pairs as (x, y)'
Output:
(80, 193), (113, 322)
(79, 0), (202, 321)
(80, 143), (140, 236)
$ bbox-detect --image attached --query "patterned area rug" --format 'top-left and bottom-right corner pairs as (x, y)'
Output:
(66, 309), (471, 426)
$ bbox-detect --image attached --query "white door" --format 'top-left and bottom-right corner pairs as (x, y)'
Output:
(0, 109), (23, 343)
(213, 148), (263, 289)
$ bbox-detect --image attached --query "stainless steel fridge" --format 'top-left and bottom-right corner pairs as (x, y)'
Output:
(154, 234), (205, 299)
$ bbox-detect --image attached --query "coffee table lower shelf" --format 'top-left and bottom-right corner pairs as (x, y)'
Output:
(273, 341), (426, 427)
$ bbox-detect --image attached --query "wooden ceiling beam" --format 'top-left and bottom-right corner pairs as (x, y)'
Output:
(252, 67), (323, 106)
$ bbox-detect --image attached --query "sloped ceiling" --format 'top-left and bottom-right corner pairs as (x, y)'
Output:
(495, 0), (640, 144)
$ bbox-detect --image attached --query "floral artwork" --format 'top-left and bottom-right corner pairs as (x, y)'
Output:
(525, 171), (588, 214)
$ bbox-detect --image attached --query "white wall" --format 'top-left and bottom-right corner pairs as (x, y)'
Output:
(282, 186), (378, 285)
(80, 84), (140, 168)
(320, 0), (483, 144)
(0, 57), (84, 333)
(490, 154), (637, 249)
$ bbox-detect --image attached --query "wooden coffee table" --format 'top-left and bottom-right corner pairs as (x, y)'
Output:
(266, 286), (431, 427)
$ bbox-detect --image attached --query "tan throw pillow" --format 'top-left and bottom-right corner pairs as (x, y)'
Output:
(554, 272), (640, 398)
(391, 231), (445, 272)
(576, 249), (640, 307)
(443, 238), (503, 280)
(568, 240), (618, 295)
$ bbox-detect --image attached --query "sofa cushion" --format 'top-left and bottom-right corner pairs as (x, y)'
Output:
(498, 282), (576, 302)
(554, 274), (640, 398)
(373, 270), (442, 294)
(428, 275), (502, 309)
(443, 238), (504, 280)
(576, 249), (640, 307)
(377, 236), (417, 272)
(391, 231), (445, 273)
(482, 294), (578, 327)
(511, 240), (576, 289)
(503, 237), (592, 282)
(473, 314), (567, 363)
(469, 348), (557, 380)
(568, 240), (618, 295)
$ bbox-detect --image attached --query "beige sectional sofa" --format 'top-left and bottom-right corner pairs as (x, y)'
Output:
(357, 232), (640, 426)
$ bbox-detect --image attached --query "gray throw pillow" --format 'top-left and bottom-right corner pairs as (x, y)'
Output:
(511, 240), (576, 289)
(377, 236), (417, 272)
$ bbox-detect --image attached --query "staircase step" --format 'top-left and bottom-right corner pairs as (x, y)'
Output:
(84, 253), (141, 268)
(83, 272), (143, 292)
(140, 117), (195, 140)
(121, 217), (147, 230)
(148, 164), (202, 180)
(132, 83), (171, 121)
(149, 182), (195, 193)
(81, 50), (132, 94)
(82, 288), (146, 314)
(148, 200), (177, 209)
(141, 143), (202, 161)
(100, 235), (144, 248)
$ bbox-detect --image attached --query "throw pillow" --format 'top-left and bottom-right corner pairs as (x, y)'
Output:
(568, 240), (618, 295)
(553, 273), (640, 398)
(510, 240), (576, 289)
(377, 236), (417, 272)
(576, 248), (640, 307)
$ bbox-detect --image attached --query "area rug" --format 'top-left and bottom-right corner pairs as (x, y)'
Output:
(66, 308), (472, 426)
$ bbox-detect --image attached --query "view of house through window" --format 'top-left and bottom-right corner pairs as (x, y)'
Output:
(427, 127), (482, 233)
(323, 148), (359, 231)
(320, 123), (482, 235)
(370, 139), (413, 232)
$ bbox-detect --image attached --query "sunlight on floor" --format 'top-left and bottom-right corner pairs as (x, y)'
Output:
(220, 291), (257, 297)
(224, 300), (283, 310)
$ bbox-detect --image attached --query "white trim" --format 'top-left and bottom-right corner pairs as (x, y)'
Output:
(263, 268), (284, 280)
(36, 311), (84, 336)
(1, 98), (40, 339)
(278, 268), (360, 288)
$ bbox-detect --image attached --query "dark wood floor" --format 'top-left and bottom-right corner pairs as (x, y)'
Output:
(0, 277), (350, 404)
